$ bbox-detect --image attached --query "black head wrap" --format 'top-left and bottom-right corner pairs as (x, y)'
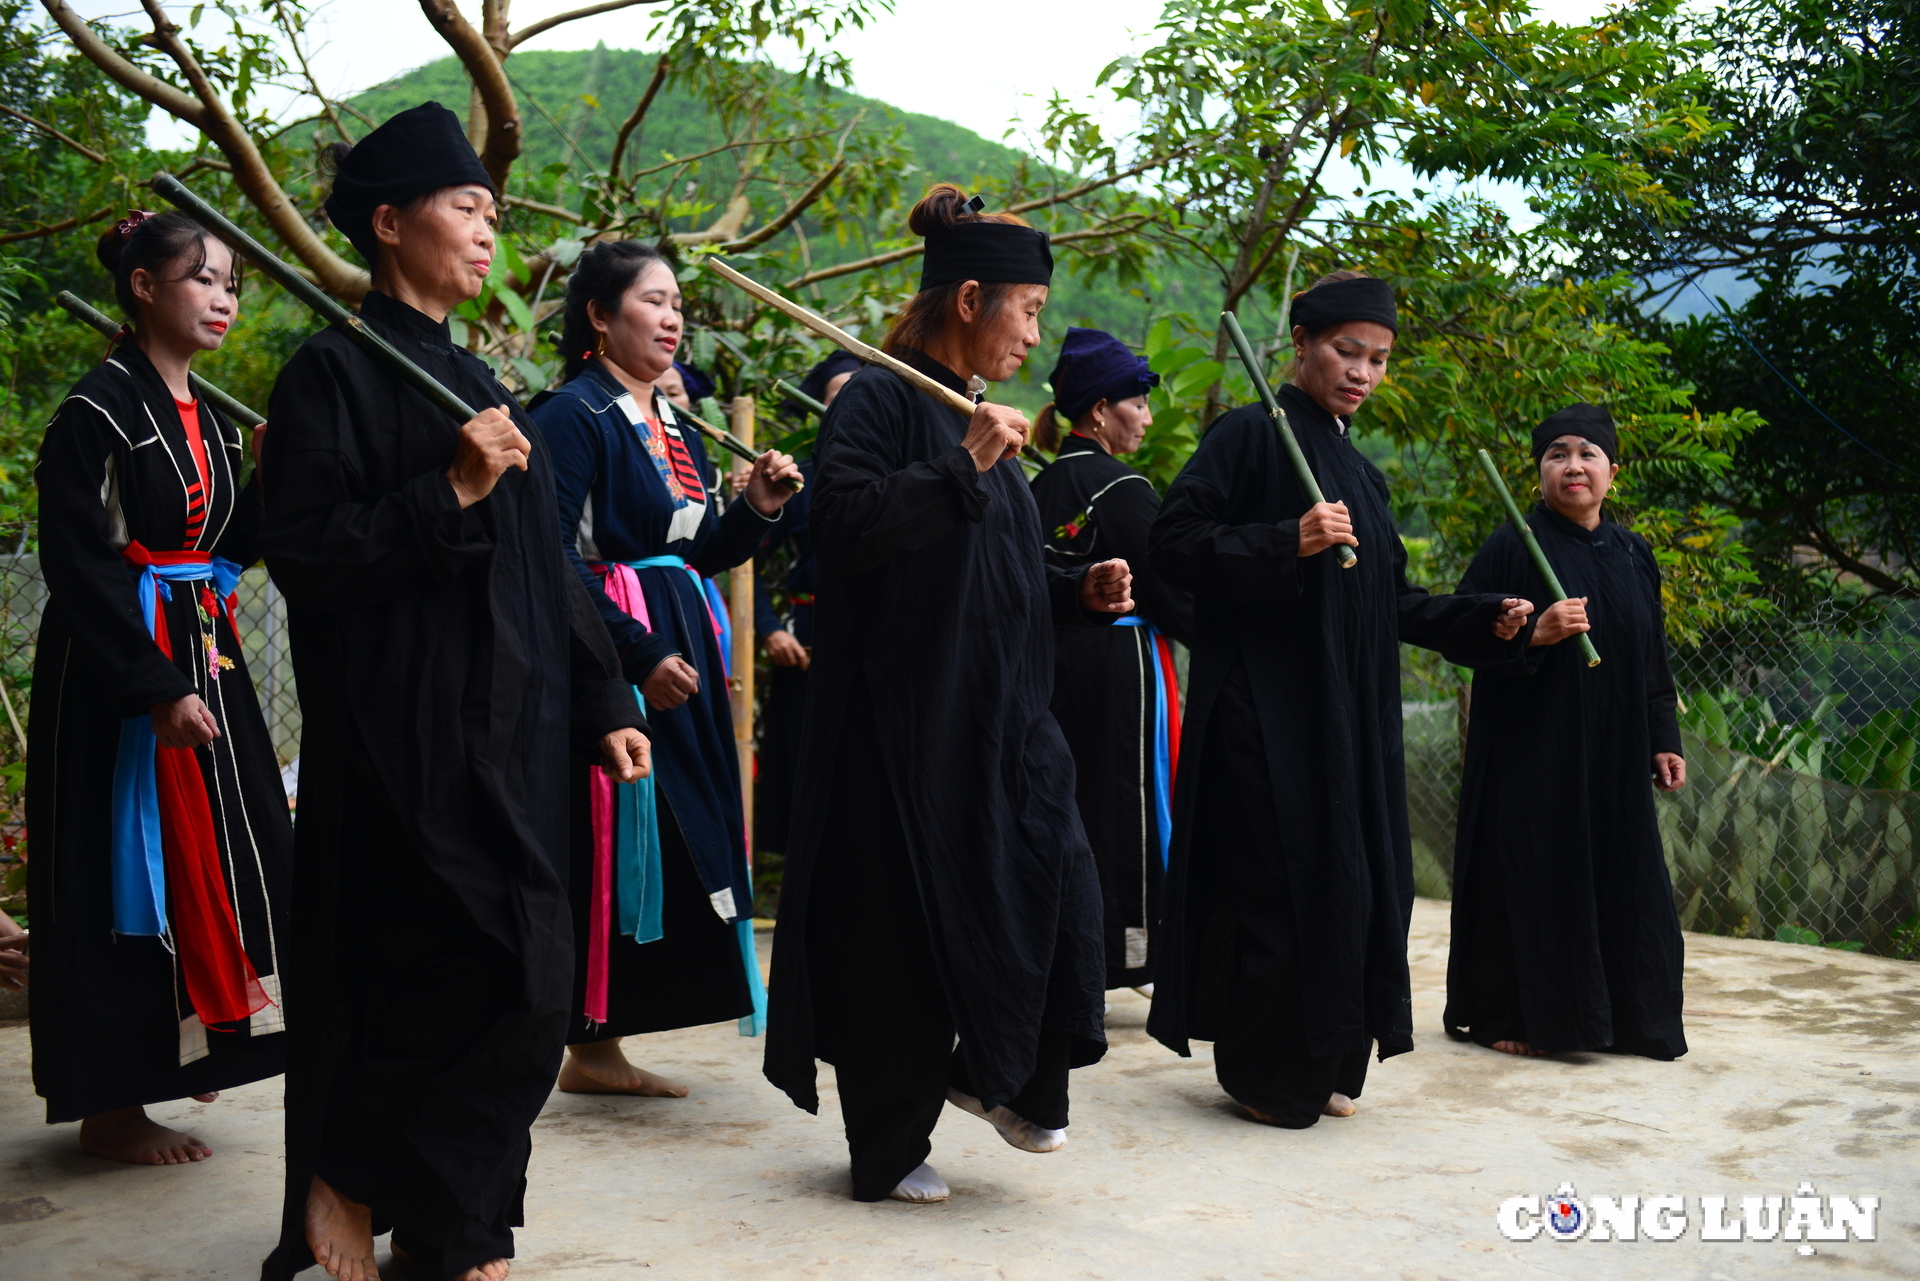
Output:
(1531, 402), (1618, 462)
(1048, 327), (1159, 423)
(1289, 275), (1399, 335)
(798, 351), (863, 404)
(671, 359), (716, 403)
(919, 220), (1054, 292)
(324, 102), (495, 264)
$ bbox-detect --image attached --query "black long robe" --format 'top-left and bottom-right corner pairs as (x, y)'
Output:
(762, 352), (1109, 1117)
(1146, 385), (1519, 1065)
(1030, 434), (1194, 986)
(28, 339), (290, 1122)
(258, 292), (643, 1280)
(1441, 505), (1687, 1059)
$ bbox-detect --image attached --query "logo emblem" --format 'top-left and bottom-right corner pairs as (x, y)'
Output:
(1544, 1183), (1587, 1240)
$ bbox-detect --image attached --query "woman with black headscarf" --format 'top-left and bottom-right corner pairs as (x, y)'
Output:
(1030, 328), (1193, 992)
(762, 185), (1133, 1205)
(1442, 404), (1689, 1062)
(258, 102), (649, 1281)
(1147, 271), (1535, 1130)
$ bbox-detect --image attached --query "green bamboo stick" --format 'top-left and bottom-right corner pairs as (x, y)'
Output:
(1220, 310), (1357, 570)
(151, 172), (482, 424)
(775, 378), (828, 416)
(56, 290), (265, 428)
(1475, 448), (1602, 668)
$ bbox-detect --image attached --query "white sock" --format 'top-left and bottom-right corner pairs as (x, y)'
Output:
(887, 1162), (950, 1203)
(946, 1088), (1068, 1154)
(1131, 983), (1155, 999)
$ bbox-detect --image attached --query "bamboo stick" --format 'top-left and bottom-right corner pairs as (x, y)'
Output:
(1220, 310), (1358, 570)
(55, 291), (265, 428)
(703, 258), (976, 417)
(728, 396), (756, 853)
(1475, 449), (1602, 667)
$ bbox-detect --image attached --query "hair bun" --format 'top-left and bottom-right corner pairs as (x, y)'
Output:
(94, 227), (124, 275)
(907, 183), (975, 237)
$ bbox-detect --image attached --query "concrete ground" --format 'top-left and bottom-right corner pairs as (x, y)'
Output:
(0, 899), (1914, 1280)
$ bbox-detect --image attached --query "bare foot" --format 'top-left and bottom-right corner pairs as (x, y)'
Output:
(79, 1107), (212, 1165)
(1491, 1040), (1547, 1057)
(559, 1039), (689, 1097)
(304, 1175), (376, 1281)
(1322, 1093), (1357, 1118)
(454, 1261), (510, 1281)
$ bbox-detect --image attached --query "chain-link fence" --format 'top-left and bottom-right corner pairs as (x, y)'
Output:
(1401, 599), (1920, 959)
(1, 528), (1914, 960)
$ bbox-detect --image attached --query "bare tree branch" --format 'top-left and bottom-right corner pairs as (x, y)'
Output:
(502, 192), (583, 223)
(510, 0), (659, 48)
(669, 193), (752, 245)
(127, 0), (368, 299)
(0, 207), (114, 244)
(419, 0), (522, 190)
(719, 159), (845, 251)
(784, 153), (1184, 287)
(608, 53), (672, 181)
(269, 0), (353, 143)
(0, 102), (107, 163)
(1806, 525), (1919, 600)
(40, 0), (207, 128)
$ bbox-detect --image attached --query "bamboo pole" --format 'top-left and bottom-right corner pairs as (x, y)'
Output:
(55, 291), (265, 427)
(1474, 449), (1602, 668)
(703, 258), (976, 416)
(728, 395), (757, 853)
(1220, 310), (1358, 570)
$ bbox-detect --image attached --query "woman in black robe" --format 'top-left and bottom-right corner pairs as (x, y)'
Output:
(30, 211), (290, 1165)
(1442, 404), (1688, 1061)
(762, 184), (1134, 1205)
(751, 352), (857, 856)
(258, 103), (648, 1281)
(1147, 271), (1534, 1129)
(1030, 328), (1193, 991)
(532, 241), (799, 1098)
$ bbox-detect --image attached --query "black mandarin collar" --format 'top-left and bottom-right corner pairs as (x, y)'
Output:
(1278, 383), (1351, 438)
(1056, 433), (1109, 460)
(107, 334), (175, 405)
(895, 348), (972, 398)
(360, 289), (455, 353)
(1534, 499), (1614, 545)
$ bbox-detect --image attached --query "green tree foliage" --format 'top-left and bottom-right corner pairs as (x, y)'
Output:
(1550, 0), (1919, 607)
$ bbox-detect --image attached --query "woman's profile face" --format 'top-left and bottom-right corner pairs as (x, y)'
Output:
(654, 363), (691, 409)
(133, 235), (239, 355)
(374, 184), (497, 311)
(594, 259), (683, 384)
(962, 282), (1048, 383)
(1290, 320), (1394, 419)
(1094, 394), (1153, 456)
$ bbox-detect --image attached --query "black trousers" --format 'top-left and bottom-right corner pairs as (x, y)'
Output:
(808, 680), (1071, 1201)
(1197, 661), (1370, 1129)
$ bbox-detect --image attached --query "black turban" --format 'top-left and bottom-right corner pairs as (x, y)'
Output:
(1289, 275), (1399, 335)
(672, 359), (716, 403)
(1048, 327), (1159, 422)
(798, 350), (863, 404)
(324, 102), (494, 264)
(919, 221), (1054, 292)
(1531, 402), (1618, 462)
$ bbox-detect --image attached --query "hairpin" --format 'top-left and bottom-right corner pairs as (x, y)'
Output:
(115, 210), (155, 240)
(964, 194), (985, 213)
